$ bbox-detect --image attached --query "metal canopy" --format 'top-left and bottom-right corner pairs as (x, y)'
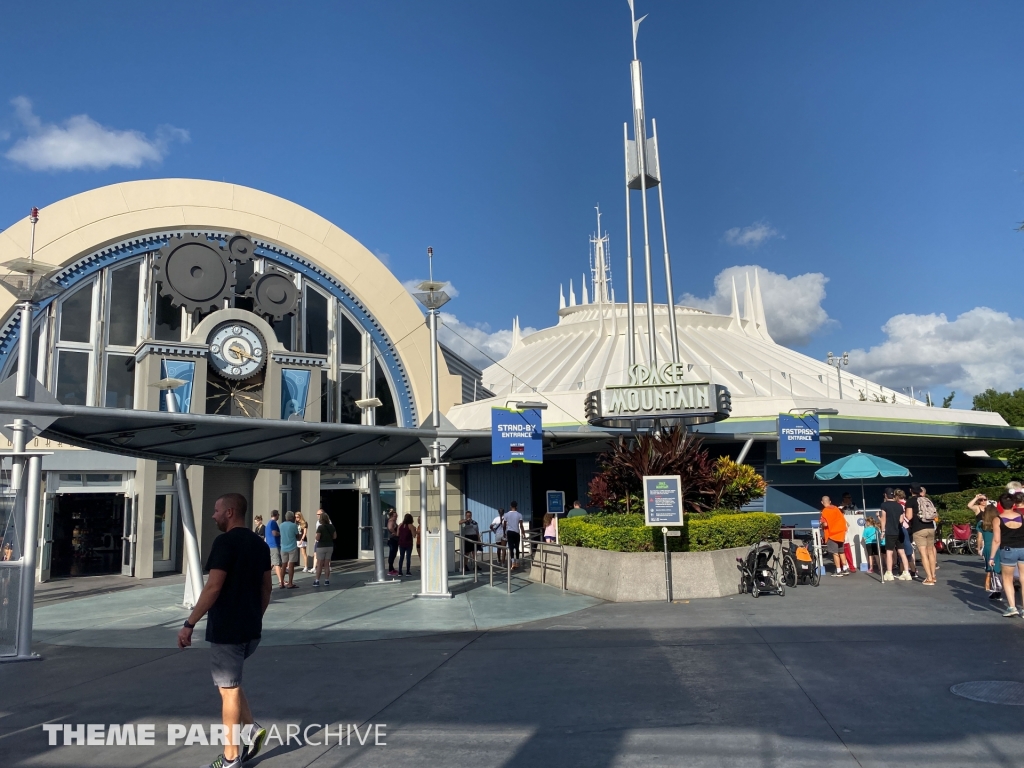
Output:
(0, 400), (619, 470)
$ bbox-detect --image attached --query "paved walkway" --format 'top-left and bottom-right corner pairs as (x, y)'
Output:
(32, 561), (600, 648)
(5, 554), (1024, 767)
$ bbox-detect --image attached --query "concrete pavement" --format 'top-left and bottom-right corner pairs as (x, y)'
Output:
(3, 554), (1023, 767)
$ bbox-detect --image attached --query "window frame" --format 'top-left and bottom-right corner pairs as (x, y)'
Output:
(52, 278), (99, 406)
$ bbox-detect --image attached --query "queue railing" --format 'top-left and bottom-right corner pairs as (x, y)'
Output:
(522, 530), (567, 593)
(454, 533), (512, 594)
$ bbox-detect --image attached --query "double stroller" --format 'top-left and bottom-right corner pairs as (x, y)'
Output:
(737, 540), (787, 598)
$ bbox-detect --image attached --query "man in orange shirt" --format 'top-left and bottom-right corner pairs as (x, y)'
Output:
(819, 496), (851, 577)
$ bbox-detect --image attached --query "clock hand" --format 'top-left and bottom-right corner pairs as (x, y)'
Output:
(228, 344), (255, 362)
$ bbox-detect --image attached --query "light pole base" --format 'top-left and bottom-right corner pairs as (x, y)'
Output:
(414, 592), (453, 599)
(364, 578), (402, 586)
(0, 652), (42, 664)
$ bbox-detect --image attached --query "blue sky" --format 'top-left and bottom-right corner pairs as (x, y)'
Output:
(1, 1), (1022, 404)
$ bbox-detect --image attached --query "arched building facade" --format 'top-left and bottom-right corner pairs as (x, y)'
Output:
(0, 179), (466, 580)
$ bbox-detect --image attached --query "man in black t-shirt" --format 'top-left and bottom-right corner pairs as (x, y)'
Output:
(879, 487), (911, 581)
(177, 493), (272, 768)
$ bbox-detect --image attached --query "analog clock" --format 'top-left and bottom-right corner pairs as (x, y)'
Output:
(208, 322), (266, 380)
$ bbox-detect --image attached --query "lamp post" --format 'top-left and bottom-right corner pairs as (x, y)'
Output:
(0, 207), (61, 662)
(150, 377), (204, 608)
(826, 352), (849, 400)
(411, 248), (453, 598)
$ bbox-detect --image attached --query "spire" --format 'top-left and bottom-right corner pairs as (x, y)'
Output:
(590, 204), (613, 304)
(581, 274), (589, 305)
(752, 268), (773, 341)
(510, 316), (523, 351)
(569, 279), (577, 307)
(728, 276), (743, 332)
(559, 284), (566, 310)
(743, 273), (755, 330)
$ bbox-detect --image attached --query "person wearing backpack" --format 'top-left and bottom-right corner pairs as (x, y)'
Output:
(907, 484), (938, 585)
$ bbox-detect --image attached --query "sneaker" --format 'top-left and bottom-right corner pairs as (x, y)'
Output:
(898, 572), (912, 581)
(989, 592), (1003, 601)
(883, 572), (895, 582)
(324, 580), (329, 586)
(201, 754), (241, 768)
(313, 580), (320, 587)
(1003, 606), (1019, 618)
(388, 569), (398, 575)
(240, 722), (267, 762)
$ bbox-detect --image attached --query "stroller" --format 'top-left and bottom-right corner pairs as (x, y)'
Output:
(737, 540), (786, 597)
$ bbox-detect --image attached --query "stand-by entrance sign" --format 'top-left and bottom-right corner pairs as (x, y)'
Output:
(491, 407), (543, 464)
(643, 475), (683, 526)
(546, 491), (565, 514)
(778, 413), (821, 464)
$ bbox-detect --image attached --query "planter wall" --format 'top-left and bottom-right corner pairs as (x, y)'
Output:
(529, 545), (748, 602)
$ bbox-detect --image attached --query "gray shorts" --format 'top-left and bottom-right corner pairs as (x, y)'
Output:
(269, 548), (281, 567)
(282, 549), (299, 564)
(210, 639), (260, 688)
(315, 547), (333, 561)
(826, 539), (845, 555)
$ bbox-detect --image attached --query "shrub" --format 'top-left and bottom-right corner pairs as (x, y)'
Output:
(557, 512), (780, 553)
(710, 457), (768, 510)
(687, 513), (781, 552)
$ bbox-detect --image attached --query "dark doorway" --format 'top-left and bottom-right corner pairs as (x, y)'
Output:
(530, 459), (578, 525)
(320, 489), (359, 560)
(51, 493), (125, 577)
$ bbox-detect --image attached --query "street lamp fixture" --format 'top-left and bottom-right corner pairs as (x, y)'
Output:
(789, 407), (839, 416)
(355, 397), (383, 409)
(826, 351), (850, 400)
(513, 401), (549, 410)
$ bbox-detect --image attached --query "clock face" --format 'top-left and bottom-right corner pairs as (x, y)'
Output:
(208, 322), (266, 380)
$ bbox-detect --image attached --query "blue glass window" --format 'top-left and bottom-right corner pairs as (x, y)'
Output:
(281, 368), (311, 420)
(159, 360), (195, 413)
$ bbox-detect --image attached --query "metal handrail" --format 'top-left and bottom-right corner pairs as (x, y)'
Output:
(454, 532), (512, 594)
(522, 530), (567, 593)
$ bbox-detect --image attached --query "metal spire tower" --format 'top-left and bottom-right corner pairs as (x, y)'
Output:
(623, 0), (680, 367)
(590, 205), (612, 304)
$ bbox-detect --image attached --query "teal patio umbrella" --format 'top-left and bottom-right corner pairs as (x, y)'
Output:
(814, 450), (911, 582)
(813, 450), (911, 511)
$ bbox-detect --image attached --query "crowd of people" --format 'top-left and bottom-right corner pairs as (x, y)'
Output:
(818, 484), (940, 583)
(253, 508), (336, 588)
(818, 481), (1024, 613)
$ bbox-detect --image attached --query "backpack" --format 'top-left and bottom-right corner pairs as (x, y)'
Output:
(916, 496), (937, 522)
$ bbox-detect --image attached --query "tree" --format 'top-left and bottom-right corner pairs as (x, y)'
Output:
(973, 389), (1024, 427)
(710, 457), (768, 510)
(971, 389), (1024, 488)
(942, 392), (956, 408)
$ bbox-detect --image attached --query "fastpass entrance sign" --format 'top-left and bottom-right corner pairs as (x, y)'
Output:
(778, 413), (821, 464)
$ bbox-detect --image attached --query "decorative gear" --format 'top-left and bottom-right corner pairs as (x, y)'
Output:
(228, 233), (255, 263)
(245, 267), (299, 321)
(153, 234), (235, 314)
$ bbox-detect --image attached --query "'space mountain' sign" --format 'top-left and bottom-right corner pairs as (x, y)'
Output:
(585, 364), (732, 429)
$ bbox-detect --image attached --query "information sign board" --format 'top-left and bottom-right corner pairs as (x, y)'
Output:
(643, 475), (683, 526)
(546, 491), (565, 515)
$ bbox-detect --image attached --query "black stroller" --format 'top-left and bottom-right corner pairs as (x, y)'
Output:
(737, 539), (786, 597)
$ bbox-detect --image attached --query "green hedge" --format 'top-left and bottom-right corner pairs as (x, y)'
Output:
(557, 512), (780, 553)
(687, 513), (781, 552)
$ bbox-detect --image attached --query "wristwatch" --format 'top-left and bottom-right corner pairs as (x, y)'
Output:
(183, 619), (195, 629)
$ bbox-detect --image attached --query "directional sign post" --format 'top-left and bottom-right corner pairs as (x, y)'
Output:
(643, 475), (683, 603)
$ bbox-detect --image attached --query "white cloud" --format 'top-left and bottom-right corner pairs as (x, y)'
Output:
(4, 96), (189, 171)
(679, 265), (832, 347)
(849, 307), (1024, 400)
(437, 312), (536, 370)
(723, 220), (782, 249)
